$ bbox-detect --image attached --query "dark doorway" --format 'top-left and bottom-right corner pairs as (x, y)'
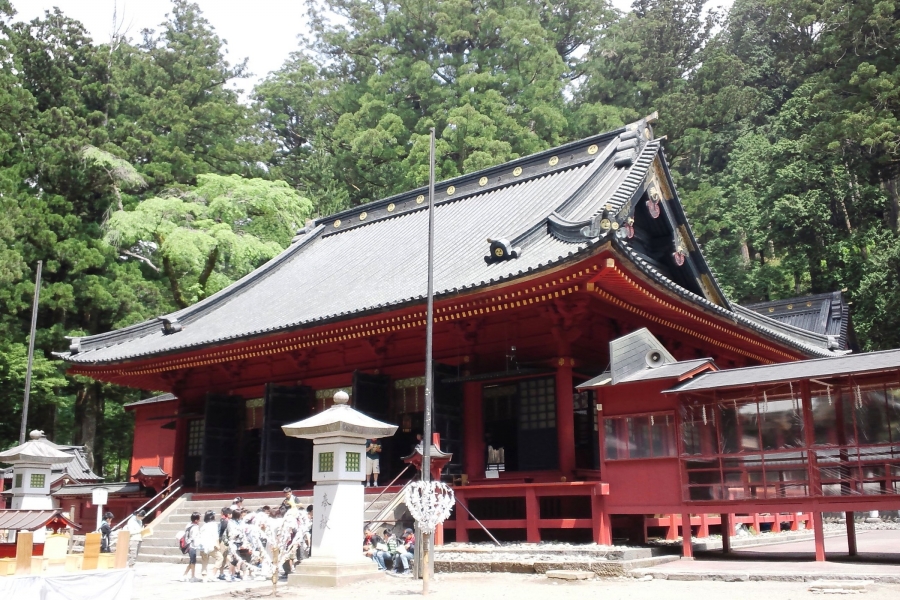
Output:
(353, 371), (395, 479)
(183, 419), (204, 487)
(434, 364), (464, 479)
(238, 427), (261, 486)
(259, 385), (314, 487)
(200, 394), (242, 488)
(482, 376), (559, 472)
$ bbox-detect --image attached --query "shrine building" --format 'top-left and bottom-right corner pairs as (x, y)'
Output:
(59, 117), (884, 554)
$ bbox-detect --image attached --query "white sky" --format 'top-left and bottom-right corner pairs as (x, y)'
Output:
(13, 0), (731, 93)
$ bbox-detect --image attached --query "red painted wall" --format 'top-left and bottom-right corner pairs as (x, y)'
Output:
(597, 378), (685, 513)
(129, 400), (177, 479)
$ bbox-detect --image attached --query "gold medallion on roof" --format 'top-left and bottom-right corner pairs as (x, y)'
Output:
(588, 144), (599, 155)
(387, 203), (396, 212)
(359, 212), (367, 221)
(479, 176), (488, 186)
(333, 219), (341, 228)
(513, 166), (523, 176)
(599, 218), (611, 230)
(416, 195), (425, 204)
(447, 186), (455, 195)
(549, 156), (559, 166)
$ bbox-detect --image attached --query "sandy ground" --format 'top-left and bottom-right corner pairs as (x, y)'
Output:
(132, 529), (900, 600)
(131, 568), (900, 600)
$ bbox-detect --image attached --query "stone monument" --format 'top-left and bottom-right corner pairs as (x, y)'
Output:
(281, 390), (397, 586)
(0, 430), (74, 510)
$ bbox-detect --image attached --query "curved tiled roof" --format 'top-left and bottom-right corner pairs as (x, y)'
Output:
(57, 120), (840, 366)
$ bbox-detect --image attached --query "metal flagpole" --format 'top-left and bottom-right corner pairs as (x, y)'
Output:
(421, 127), (436, 595)
(19, 260), (42, 445)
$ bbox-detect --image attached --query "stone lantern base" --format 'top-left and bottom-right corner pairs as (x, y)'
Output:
(288, 557), (381, 587)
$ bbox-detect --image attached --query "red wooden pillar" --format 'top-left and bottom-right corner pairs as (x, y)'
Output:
(591, 491), (611, 545)
(721, 513), (731, 554)
(666, 514), (679, 540)
(171, 397), (190, 484)
(698, 513), (710, 538)
(555, 358), (576, 477)
(846, 511), (857, 556)
(434, 523), (444, 546)
(752, 512), (761, 534)
(525, 487), (540, 543)
(681, 511), (693, 559)
(812, 510), (826, 561)
(455, 493), (469, 543)
(462, 381), (484, 478)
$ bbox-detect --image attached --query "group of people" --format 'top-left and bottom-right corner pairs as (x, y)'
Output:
(177, 489), (313, 582)
(95, 508), (146, 566)
(363, 527), (416, 575)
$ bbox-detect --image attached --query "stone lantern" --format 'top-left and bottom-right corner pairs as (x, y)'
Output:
(0, 430), (74, 510)
(282, 390), (397, 587)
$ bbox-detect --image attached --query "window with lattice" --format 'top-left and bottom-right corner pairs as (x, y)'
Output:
(14, 474), (22, 488)
(346, 452), (361, 472)
(30, 473), (46, 488)
(519, 377), (556, 430)
(318, 452), (334, 472)
(187, 419), (204, 457)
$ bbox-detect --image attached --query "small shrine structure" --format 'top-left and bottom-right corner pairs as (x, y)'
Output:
(0, 431), (74, 510)
(282, 390), (397, 586)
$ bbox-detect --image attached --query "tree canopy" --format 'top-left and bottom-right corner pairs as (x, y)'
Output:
(2, 0), (900, 472)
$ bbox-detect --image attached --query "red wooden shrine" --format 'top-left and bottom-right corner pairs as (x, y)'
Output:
(59, 118), (883, 558)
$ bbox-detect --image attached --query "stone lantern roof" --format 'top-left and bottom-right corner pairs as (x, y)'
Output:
(0, 430), (75, 466)
(281, 391), (397, 440)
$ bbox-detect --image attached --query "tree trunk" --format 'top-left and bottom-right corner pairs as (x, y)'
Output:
(73, 381), (102, 471)
(739, 232), (751, 266)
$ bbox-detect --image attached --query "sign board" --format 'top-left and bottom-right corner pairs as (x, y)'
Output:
(92, 488), (109, 505)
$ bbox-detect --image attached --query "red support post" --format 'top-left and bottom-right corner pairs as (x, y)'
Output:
(846, 511), (857, 557)
(812, 510), (826, 562)
(681, 511), (693, 559)
(666, 514), (679, 540)
(455, 492), (469, 543)
(434, 523), (444, 547)
(555, 358), (576, 477)
(462, 381), (484, 479)
(525, 487), (540, 543)
(591, 491), (611, 545)
(721, 513), (731, 554)
(698, 513), (709, 538)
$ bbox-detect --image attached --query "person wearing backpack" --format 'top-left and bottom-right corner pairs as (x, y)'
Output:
(179, 512), (201, 582)
(99, 512), (114, 553)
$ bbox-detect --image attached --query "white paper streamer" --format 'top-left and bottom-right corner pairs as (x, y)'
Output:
(405, 481), (456, 534)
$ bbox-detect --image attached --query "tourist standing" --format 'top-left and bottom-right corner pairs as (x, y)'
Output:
(366, 438), (381, 487)
(99, 512), (114, 553)
(198, 510), (218, 581)
(181, 512), (201, 582)
(214, 507), (231, 581)
(125, 509), (146, 567)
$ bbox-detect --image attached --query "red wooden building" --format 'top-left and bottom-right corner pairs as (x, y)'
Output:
(58, 117), (855, 550)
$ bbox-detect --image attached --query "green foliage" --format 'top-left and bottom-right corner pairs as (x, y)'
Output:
(106, 174), (313, 307)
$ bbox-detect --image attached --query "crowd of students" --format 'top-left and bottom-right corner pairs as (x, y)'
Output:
(176, 489), (313, 582)
(363, 527), (415, 575)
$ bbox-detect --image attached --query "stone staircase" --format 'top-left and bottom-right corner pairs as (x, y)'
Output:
(137, 489), (407, 564)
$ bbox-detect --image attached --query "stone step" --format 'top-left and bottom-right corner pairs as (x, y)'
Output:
(136, 552), (187, 564)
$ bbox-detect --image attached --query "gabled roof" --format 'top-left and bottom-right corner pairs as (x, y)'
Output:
(0, 509), (78, 531)
(578, 358), (715, 388)
(668, 347), (900, 393)
(56, 119), (840, 367)
(745, 291), (850, 351)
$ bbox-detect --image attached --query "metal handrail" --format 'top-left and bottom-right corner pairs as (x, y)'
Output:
(366, 479), (416, 531)
(111, 478), (181, 531)
(364, 465), (412, 513)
